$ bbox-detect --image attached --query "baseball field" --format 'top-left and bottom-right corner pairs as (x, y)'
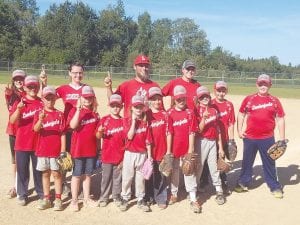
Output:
(0, 84), (299, 225)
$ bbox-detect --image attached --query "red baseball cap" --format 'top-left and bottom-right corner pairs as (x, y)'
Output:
(12, 70), (26, 79)
(134, 55), (150, 65)
(42, 86), (56, 98)
(109, 94), (122, 105)
(173, 85), (187, 100)
(81, 86), (95, 98)
(131, 95), (145, 106)
(214, 81), (228, 90)
(148, 87), (162, 99)
(24, 75), (39, 87)
(196, 86), (210, 98)
(256, 74), (272, 86)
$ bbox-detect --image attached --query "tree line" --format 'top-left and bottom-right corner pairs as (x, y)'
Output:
(1, 0), (299, 74)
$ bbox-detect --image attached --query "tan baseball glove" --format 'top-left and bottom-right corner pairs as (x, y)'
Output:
(56, 152), (73, 172)
(159, 153), (174, 177)
(181, 153), (199, 176)
(217, 158), (232, 173)
(267, 139), (288, 160)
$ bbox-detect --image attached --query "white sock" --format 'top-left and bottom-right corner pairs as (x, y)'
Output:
(189, 192), (197, 202)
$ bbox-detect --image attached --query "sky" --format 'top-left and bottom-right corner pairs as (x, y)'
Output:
(37, 0), (300, 66)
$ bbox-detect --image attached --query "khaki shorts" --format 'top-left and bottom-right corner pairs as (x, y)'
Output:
(36, 157), (60, 171)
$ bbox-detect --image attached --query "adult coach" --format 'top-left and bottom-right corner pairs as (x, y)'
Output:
(104, 55), (160, 118)
(162, 59), (201, 111)
(234, 74), (286, 198)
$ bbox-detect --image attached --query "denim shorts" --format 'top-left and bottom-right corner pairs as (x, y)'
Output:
(72, 157), (96, 176)
(36, 157), (60, 171)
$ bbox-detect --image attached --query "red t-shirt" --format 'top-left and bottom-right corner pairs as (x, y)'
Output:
(123, 117), (153, 153)
(98, 115), (125, 164)
(115, 79), (160, 118)
(148, 110), (171, 161)
(211, 98), (235, 143)
(239, 93), (285, 139)
(196, 105), (220, 140)
(34, 109), (66, 157)
(56, 84), (86, 122)
(168, 108), (197, 158)
(162, 77), (201, 111)
(12, 97), (43, 151)
(67, 108), (100, 158)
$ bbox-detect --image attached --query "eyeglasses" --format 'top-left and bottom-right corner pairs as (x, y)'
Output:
(199, 95), (211, 100)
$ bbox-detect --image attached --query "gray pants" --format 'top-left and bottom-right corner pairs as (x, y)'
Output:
(121, 151), (147, 201)
(195, 138), (222, 191)
(100, 163), (122, 201)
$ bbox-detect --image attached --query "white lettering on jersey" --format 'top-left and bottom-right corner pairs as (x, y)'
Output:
(81, 118), (97, 125)
(205, 115), (217, 124)
(136, 87), (147, 98)
(22, 109), (39, 119)
(43, 119), (60, 128)
(173, 118), (188, 127)
(251, 102), (273, 110)
(135, 127), (146, 134)
(66, 93), (80, 101)
(107, 127), (123, 135)
(151, 119), (165, 128)
(219, 111), (228, 118)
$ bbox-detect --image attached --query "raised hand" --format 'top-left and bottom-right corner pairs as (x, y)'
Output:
(104, 71), (112, 87)
(38, 109), (46, 121)
(39, 64), (47, 86)
(5, 83), (13, 96)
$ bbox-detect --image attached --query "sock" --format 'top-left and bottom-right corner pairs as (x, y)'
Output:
(189, 192), (197, 202)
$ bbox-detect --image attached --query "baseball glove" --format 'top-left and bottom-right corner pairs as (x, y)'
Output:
(159, 153), (174, 177)
(227, 139), (237, 162)
(56, 152), (73, 173)
(267, 139), (288, 160)
(181, 153), (199, 176)
(217, 158), (232, 173)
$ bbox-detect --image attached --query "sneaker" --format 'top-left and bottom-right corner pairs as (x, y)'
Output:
(119, 199), (128, 212)
(98, 200), (108, 207)
(83, 198), (98, 208)
(70, 200), (79, 212)
(62, 183), (71, 197)
(222, 183), (232, 195)
(137, 199), (151, 212)
(17, 198), (27, 206)
(53, 199), (63, 211)
(113, 197), (122, 207)
(190, 201), (201, 213)
(7, 188), (17, 199)
(157, 203), (167, 209)
(272, 189), (283, 199)
(37, 199), (52, 210)
(234, 183), (248, 193)
(168, 195), (178, 205)
(215, 192), (226, 205)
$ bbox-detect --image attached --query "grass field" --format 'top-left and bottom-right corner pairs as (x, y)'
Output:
(1, 72), (299, 99)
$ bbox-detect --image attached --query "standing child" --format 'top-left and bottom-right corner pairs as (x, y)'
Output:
(97, 94), (125, 207)
(119, 95), (152, 212)
(33, 86), (66, 211)
(4, 70), (26, 198)
(67, 85), (99, 211)
(168, 85), (201, 213)
(195, 86), (226, 205)
(10, 75), (44, 206)
(146, 87), (172, 209)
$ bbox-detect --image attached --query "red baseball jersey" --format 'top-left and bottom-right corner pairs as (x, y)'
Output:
(239, 93), (285, 139)
(162, 77), (201, 111)
(114, 79), (160, 118)
(98, 115), (125, 164)
(123, 117), (153, 153)
(148, 110), (171, 161)
(168, 108), (197, 158)
(34, 109), (66, 157)
(11, 97), (43, 151)
(67, 108), (100, 158)
(211, 98), (235, 143)
(56, 84), (86, 122)
(196, 105), (220, 140)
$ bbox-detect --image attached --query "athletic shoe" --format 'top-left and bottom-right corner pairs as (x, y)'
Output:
(98, 200), (108, 207)
(17, 197), (27, 206)
(272, 189), (283, 199)
(137, 199), (151, 212)
(190, 201), (201, 213)
(157, 203), (167, 209)
(234, 183), (248, 193)
(215, 192), (226, 205)
(53, 199), (63, 211)
(37, 199), (52, 210)
(113, 197), (122, 207)
(119, 199), (128, 212)
(168, 195), (178, 205)
(7, 187), (17, 199)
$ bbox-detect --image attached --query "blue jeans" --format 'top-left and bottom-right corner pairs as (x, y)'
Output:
(238, 137), (281, 191)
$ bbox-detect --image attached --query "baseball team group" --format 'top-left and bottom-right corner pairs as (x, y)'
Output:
(4, 54), (286, 214)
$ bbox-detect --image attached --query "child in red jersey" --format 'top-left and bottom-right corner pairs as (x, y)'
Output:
(168, 85), (201, 213)
(195, 86), (226, 205)
(119, 95), (152, 212)
(68, 86), (100, 211)
(97, 94), (125, 207)
(145, 87), (172, 209)
(33, 86), (66, 211)
(10, 75), (44, 206)
(4, 70), (26, 198)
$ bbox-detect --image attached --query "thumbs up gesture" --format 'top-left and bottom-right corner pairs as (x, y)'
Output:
(17, 99), (25, 109)
(104, 71), (112, 87)
(38, 109), (46, 121)
(39, 64), (47, 86)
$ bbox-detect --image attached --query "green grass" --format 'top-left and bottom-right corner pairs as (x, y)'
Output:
(1, 72), (299, 99)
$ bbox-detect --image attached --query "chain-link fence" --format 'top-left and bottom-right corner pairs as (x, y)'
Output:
(1, 60), (300, 87)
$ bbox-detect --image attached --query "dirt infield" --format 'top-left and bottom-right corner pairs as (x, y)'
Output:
(0, 85), (299, 225)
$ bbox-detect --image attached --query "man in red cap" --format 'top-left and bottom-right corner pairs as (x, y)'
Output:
(104, 55), (160, 118)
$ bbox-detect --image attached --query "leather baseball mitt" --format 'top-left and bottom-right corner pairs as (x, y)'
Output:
(56, 152), (73, 172)
(181, 153), (199, 176)
(227, 139), (237, 162)
(159, 153), (174, 177)
(267, 139), (288, 160)
(217, 158), (232, 173)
